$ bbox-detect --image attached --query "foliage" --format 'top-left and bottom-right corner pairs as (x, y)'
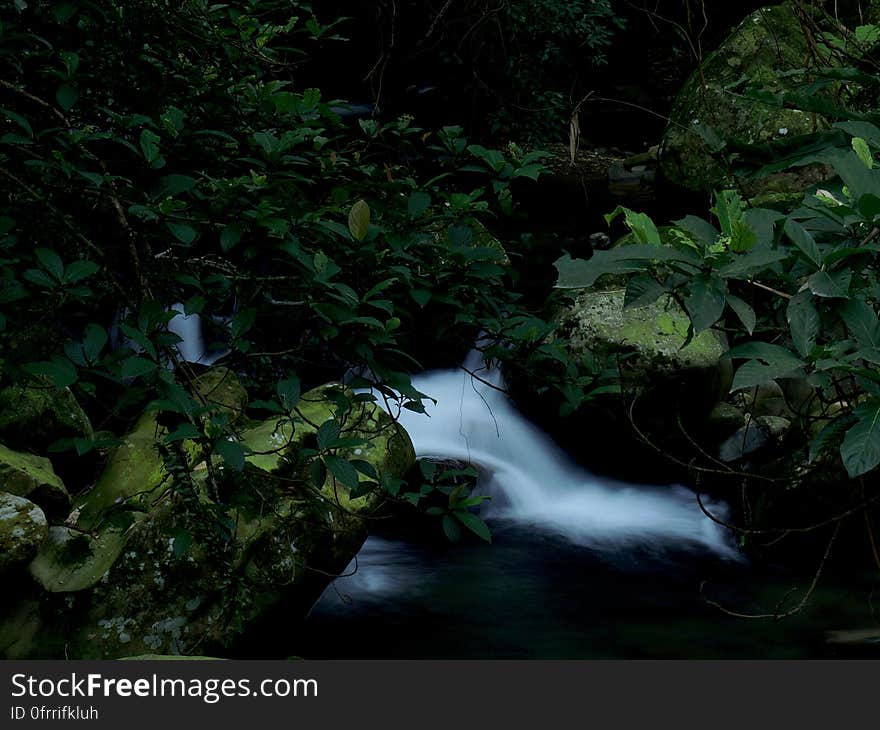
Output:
(556, 65), (880, 480)
(0, 0), (585, 545)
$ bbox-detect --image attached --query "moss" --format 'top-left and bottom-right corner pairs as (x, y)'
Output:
(193, 367), (248, 422)
(0, 382), (93, 453)
(566, 290), (724, 375)
(0, 492), (48, 572)
(28, 525), (131, 592)
(73, 413), (167, 531)
(661, 3), (833, 194)
(0, 442), (69, 514)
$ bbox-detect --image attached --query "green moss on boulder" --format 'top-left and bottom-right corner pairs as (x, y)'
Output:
(0, 492), (48, 572)
(0, 443), (69, 516)
(660, 3), (832, 194)
(0, 383), (93, 453)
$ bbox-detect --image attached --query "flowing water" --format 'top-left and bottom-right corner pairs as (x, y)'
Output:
(171, 319), (880, 658)
(299, 358), (880, 659)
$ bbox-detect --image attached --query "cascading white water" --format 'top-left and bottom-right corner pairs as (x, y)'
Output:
(392, 352), (738, 558)
(167, 304), (228, 366)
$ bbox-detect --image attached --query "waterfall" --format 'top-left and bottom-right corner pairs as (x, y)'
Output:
(390, 354), (738, 557)
(166, 304), (229, 366)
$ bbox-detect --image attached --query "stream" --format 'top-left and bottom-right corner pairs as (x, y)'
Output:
(298, 357), (880, 659)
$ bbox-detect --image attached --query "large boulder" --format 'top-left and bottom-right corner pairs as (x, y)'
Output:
(0, 492), (48, 573)
(5, 382), (415, 659)
(563, 289), (726, 385)
(660, 3), (830, 194)
(0, 443), (69, 517)
(0, 382), (93, 453)
(547, 289), (729, 481)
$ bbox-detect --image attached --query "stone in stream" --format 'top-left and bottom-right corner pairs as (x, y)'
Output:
(0, 442), (69, 517)
(0, 492), (48, 573)
(2, 372), (415, 659)
(0, 382), (93, 453)
(660, 3), (836, 196)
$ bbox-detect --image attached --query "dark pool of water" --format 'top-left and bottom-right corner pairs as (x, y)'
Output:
(298, 523), (880, 659)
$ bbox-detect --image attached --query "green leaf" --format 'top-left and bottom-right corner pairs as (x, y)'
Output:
(220, 224), (243, 252)
(55, 83), (78, 111)
(784, 219), (822, 268)
(787, 290), (819, 358)
(717, 249), (788, 278)
(808, 270), (850, 299)
(83, 324), (107, 363)
(605, 206), (661, 246)
(167, 222), (198, 245)
(324, 455), (360, 490)
(841, 401), (880, 477)
(442, 515), (461, 542)
(624, 275), (665, 309)
(684, 275), (727, 334)
(216, 439), (245, 471)
(809, 416), (852, 463)
(139, 129), (161, 163)
(407, 191), (431, 216)
(36, 248), (64, 280)
(853, 137), (874, 169)
(840, 300), (880, 351)
(455, 511), (491, 542)
(277, 376), (301, 411)
(24, 357), (78, 389)
(348, 199), (370, 242)
(64, 260), (100, 283)
(726, 294), (756, 335)
(316, 419), (341, 450)
(165, 423), (201, 443)
(121, 356), (157, 379)
(730, 360), (804, 393)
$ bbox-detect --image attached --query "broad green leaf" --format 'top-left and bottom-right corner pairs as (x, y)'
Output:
(726, 294), (756, 335)
(216, 439), (245, 471)
(787, 290), (819, 358)
(55, 83), (78, 111)
(36, 248), (64, 280)
(407, 191), (431, 216)
(167, 222), (197, 245)
(24, 357), (78, 389)
(784, 219), (821, 268)
(853, 137), (874, 169)
(841, 401), (880, 477)
(605, 206), (661, 246)
(442, 515), (461, 542)
(684, 275), (727, 334)
(83, 324), (107, 363)
(316, 419), (341, 450)
(717, 248), (788, 278)
(730, 360), (804, 393)
(455, 511), (491, 542)
(324, 455), (360, 490)
(121, 356), (156, 379)
(840, 300), (880, 351)
(348, 199), (370, 241)
(808, 270), (849, 299)
(624, 275), (665, 309)
(220, 223), (243, 252)
(139, 129), (161, 163)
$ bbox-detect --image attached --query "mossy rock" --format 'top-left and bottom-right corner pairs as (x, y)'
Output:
(0, 442), (69, 516)
(0, 382), (93, 453)
(660, 3), (833, 194)
(193, 367), (248, 422)
(563, 290), (725, 379)
(72, 413), (167, 532)
(0, 492), (48, 572)
(11, 383), (415, 658)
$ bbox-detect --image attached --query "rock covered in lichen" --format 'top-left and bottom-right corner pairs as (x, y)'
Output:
(660, 3), (832, 194)
(0, 382), (93, 453)
(0, 443), (69, 516)
(7, 380), (415, 659)
(563, 289), (725, 380)
(0, 492), (48, 572)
